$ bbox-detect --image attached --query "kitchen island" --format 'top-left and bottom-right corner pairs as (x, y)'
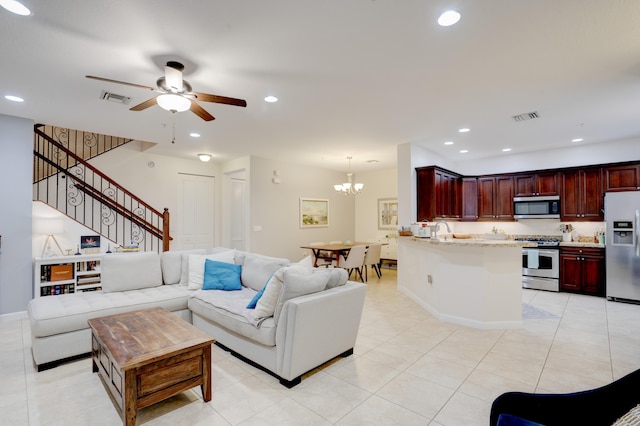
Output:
(398, 236), (535, 329)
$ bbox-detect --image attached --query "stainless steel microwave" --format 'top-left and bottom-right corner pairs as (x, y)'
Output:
(513, 196), (561, 219)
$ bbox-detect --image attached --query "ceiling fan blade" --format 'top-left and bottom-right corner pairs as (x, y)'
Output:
(85, 75), (154, 91)
(164, 64), (183, 92)
(130, 97), (158, 111)
(193, 92), (247, 107)
(190, 100), (215, 121)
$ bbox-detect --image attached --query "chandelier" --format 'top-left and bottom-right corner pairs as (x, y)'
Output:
(334, 156), (364, 195)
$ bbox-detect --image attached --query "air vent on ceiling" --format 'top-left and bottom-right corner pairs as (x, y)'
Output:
(512, 111), (540, 122)
(100, 90), (131, 105)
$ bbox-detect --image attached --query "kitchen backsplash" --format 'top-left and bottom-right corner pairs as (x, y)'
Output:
(441, 219), (605, 240)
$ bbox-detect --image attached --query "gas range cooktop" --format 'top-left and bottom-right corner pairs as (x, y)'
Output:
(514, 237), (561, 247)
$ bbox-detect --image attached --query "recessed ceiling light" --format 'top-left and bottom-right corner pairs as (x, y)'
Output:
(459, 149), (469, 154)
(572, 138), (583, 143)
(502, 148), (512, 152)
(4, 95), (24, 102)
(0, 0), (31, 15)
(189, 132), (201, 138)
(264, 96), (278, 103)
(458, 127), (470, 133)
(438, 10), (461, 27)
(444, 141), (454, 145)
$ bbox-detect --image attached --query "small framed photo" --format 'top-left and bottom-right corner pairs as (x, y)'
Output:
(300, 198), (329, 228)
(378, 198), (398, 230)
(80, 235), (100, 254)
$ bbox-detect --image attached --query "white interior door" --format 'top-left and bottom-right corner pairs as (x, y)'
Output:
(178, 174), (214, 250)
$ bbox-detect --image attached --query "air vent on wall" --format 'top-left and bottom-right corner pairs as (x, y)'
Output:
(100, 90), (131, 105)
(512, 111), (540, 122)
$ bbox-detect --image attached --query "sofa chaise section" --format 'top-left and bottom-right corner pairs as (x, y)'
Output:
(27, 252), (192, 370)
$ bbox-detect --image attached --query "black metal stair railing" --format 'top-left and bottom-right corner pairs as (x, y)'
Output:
(33, 125), (171, 252)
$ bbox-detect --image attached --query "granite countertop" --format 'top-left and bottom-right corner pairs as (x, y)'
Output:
(408, 236), (536, 248)
(559, 241), (606, 249)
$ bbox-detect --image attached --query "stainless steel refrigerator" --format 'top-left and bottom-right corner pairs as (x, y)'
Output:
(605, 191), (640, 301)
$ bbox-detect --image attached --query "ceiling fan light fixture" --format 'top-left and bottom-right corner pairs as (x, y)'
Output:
(157, 94), (191, 112)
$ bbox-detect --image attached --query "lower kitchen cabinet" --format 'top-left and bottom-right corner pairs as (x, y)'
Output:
(560, 247), (605, 296)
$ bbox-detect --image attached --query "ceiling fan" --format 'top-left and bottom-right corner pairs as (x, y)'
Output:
(86, 61), (247, 121)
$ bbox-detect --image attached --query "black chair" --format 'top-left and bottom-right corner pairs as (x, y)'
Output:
(490, 368), (640, 426)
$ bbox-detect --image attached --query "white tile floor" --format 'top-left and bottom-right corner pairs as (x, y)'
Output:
(3, 269), (640, 425)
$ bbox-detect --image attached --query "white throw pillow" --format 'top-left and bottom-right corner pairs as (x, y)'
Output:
(187, 250), (235, 290)
(273, 265), (330, 324)
(313, 268), (349, 289)
(161, 249), (206, 285)
(241, 254), (289, 292)
(253, 267), (286, 319)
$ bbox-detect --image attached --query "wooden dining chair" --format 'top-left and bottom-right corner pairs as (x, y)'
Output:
(337, 245), (366, 282)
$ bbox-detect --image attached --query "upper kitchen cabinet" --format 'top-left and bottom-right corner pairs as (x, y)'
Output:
(561, 167), (603, 221)
(603, 163), (640, 192)
(513, 171), (559, 197)
(461, 177), (478, 221)
(477, 175), (514, 220)
(416, 166), (461, 221)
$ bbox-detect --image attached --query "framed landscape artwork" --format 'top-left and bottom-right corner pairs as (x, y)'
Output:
(378, 198), (398, 230)
(300, 198), (329, 228)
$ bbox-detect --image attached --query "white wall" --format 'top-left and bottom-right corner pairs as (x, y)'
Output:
(354, 167), (398, 242)
(89, 141), (222, 250)
(247, 156), (356, 261)
(0, 114), (34, 314)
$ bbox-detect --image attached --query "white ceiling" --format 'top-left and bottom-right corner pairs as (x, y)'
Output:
(2, 0), (640, 173)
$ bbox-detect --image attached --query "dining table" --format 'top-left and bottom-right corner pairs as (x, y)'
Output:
(300, 242), (386, 267)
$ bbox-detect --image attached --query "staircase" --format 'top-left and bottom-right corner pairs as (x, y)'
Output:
(33, 125), (170, 252)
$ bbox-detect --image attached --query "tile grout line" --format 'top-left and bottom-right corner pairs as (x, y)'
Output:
(532, 292), (569, 392)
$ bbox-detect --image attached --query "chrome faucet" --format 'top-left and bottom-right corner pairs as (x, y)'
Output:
(431, 221), (451, 239)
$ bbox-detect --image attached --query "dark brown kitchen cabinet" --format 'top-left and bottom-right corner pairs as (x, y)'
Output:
(513, 172), (559, 197)
(603, 164), (640, 192)
(477, 176), (514, 220)
(561, 167), (603, 220)
(461, 177), (478, 221)
(416, 166), (461, 221)
(560, 247), (605, 296)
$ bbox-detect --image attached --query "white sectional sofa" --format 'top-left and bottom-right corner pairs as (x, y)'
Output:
(27, 249), (367, 387)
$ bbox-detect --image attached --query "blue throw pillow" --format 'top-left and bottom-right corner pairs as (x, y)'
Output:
(246, 284), (266, 309)
(246, 271), (276, 309)
(202, 259), (242, 291)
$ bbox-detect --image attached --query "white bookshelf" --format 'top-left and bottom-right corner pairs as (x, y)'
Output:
(34, 254), (103, 297)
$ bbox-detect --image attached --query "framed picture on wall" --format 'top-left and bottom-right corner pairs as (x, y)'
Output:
(300, 198), (329, 228)
(378, 198), (398, 230)
(80, 235), (100, 254)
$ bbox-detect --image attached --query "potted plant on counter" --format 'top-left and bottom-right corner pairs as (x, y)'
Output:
(560, 224), (574, 242)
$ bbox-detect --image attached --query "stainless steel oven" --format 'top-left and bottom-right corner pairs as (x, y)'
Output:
(515, 237), (561, 291)
(522, 247), (559, 292)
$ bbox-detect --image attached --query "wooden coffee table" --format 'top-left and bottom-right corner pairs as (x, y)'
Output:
(88, 307), (214, 426)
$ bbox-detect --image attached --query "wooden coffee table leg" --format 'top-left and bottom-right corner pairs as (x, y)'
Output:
(202, 345), (212, 402)
(124, 371), (137, 426)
